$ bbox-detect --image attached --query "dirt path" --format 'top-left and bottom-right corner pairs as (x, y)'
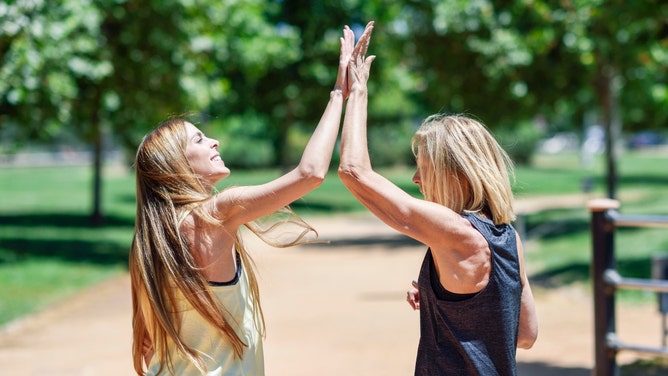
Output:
(0, 212), (662, 375)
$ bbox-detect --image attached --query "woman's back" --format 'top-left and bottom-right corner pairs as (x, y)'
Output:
(415, 214), (522, 376)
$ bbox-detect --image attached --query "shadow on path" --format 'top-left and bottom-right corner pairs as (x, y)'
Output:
(518, 362), (589, 375)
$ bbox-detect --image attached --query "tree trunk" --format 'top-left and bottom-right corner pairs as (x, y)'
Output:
(90, 119), (104, 226)
(274, 98), (295, 170)
(595, 64), (619, 199)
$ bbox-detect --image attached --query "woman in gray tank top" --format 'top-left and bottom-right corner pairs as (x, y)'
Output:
(338, 30), (538, 375)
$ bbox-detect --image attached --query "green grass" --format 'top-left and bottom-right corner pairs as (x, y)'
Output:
(0, 150), (667, 326)
(0, 165), (132, 325)
(517, 151), (668, 304)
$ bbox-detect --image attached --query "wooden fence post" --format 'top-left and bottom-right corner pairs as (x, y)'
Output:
(588, 198), (620, 376)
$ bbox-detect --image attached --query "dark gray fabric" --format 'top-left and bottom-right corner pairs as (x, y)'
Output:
(414, 213), (522, 376)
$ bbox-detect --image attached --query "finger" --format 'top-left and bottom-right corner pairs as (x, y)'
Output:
(361, 21), (375, 38)
(355, 41), (371, 60)
(358, 22), (375, 45)
(355, 35), (371, 57)
(340, 27), (354, 55)
(352, 26), (373, 57)
(345, 25), (354, 40)
(341, 34), (353, 54)
(344, 27), (354, 48)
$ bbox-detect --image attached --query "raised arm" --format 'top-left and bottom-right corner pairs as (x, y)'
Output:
(338, 24), (445, 242)
(215, 24), (369, 227)
(337, 23), (421, 235)
(337, 24), (479, 261)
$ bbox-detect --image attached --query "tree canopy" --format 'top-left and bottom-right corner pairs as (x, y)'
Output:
(1, 0), (666, 219)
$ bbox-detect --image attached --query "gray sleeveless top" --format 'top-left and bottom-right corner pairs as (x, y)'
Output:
(414, 213), (522, 376)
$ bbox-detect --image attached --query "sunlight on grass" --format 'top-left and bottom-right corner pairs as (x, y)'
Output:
(0, 149), (667, 325)
(0, 259), (122, 325)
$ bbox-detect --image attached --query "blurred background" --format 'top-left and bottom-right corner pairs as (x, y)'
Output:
(1, 0), (667, 374)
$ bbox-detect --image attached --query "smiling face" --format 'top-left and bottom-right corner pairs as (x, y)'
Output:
(183, 122), (230, 188)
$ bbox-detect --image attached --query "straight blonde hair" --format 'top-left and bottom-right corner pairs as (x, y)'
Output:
(411, 114), (516, 225)
(130, 119), (316, 375)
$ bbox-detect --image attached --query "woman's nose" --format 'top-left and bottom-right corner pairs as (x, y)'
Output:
(412, 171), (420, 185)
(211, 139), (219, 149)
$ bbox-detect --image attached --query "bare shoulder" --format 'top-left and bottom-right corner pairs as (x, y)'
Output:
(203, 187), (246, 224)
(179, 209), (239, 281)
(418, 208), (486, 251)
(429, 216), (491, 294)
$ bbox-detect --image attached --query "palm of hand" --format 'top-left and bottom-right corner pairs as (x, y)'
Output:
(348, 21), (375, 91)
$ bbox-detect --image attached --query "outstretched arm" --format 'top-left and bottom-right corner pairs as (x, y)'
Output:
(338, 22), (425, 239)
(294, 24), (357, 184)
(338, 22), (376, 173)
(337, 24), (479, 262)
(215, 24), (371, 227)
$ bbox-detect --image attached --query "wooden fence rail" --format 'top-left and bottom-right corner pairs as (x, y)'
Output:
(588, 199), (668, 376)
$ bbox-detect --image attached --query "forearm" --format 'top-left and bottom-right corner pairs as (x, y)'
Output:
(298, 90), (344, 177)
(339, 88), (371, 173)
(517, 279), (538, 349)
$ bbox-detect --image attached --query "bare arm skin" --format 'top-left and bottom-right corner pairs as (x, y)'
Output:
(213, 24), (375, 229)
(516, 232), (539, 349)
(338, 22), (537, 348)
(404, 232), (539, 349)
(337, 27), (490, 294)
(183, 24), (375, 283)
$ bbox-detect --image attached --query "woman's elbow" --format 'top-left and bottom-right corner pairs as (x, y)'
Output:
(337, 165), (350, 180)
(517, 327), (538, 349)
(337, 160), (366, 176)
(303, 172), (325, 189)
(337, 165), (361, 188)
(297, 164), (326, 185)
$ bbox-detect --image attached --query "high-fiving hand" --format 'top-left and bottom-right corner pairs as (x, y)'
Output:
(335, 21), (375, 99)
(335, 25), (355, 98)
(348, 21), (376, 94)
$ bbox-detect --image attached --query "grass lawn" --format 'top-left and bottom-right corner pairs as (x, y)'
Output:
(1, 150), (667, 327)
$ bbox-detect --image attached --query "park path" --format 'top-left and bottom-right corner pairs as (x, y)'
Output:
(0, 211), (662, 375)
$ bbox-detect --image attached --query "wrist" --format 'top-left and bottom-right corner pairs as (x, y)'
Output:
(348, 87), (368, 97)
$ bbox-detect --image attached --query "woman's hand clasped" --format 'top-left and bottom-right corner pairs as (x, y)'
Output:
(407, 280), (420, 310)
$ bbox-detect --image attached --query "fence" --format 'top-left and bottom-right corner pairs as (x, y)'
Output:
(588, 198), (668, 376)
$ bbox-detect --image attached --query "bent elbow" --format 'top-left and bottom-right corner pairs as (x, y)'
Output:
(517, 329), (538, 349)
(298, 165), (326, 188)
(337, 161), (366, 180)
(337, 165), (359, 188)
(337, 165), (351, 180)
(311, 174), (325, 187)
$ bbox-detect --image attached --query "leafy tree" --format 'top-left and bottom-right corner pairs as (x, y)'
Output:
(0, 0), (106, 142)
(176, 0), (303, 168)
(198, 0), (417, 168)
(380, 0), (667, 195)
(1, 0), (195, 224)
(2, 0), (664, 221)
(1, 0), (113, 224)
(267, 1), (420, 166)
(555, 0), (667, 197)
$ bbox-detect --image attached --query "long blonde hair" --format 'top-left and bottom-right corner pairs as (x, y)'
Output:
(129, 118), (316, 375)
(411, 114), (516, 225)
